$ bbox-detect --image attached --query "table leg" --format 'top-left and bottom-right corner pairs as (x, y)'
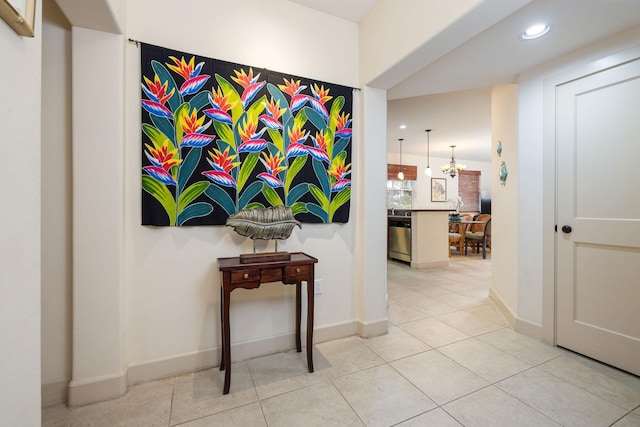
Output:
(219, 285), (225, 371)
(222, 285), (231, 394)
(295, 281), (302, 352)
(306, 275), (314, 373)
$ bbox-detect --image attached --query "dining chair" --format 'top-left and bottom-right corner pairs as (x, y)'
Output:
(448, 222), (466, 256)
(465, 217), (491, 259)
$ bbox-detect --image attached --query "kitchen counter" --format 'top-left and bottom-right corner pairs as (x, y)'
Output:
(387, 209), (451, 268)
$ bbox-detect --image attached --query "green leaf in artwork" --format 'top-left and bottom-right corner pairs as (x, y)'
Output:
(246, 95), (267, 120)
(143, 123), (175, 152)
(150, 116), (176, 146)
(189, 91), (210, 112)
(262, 184), (284, 207)
(214, 121), (234, 149)
(178, 181), (209, 212)
(290, 201), (308, 215)
(332, 138), (349, 161)
(204, 185), (236, 216)
(282, 116), (294, 152)
(306, 203), (328, 223)
(177, 202), (214, 225)
(287, 182), (309, 204)
(329, 186), (351, 221)
(215, 74), (243, 122)
(328, 96), (345, 132)
(267, 129), (284, 154)
(173, 103), (191, 151)
(142, 175), (176, 226)
(245, 202), (265, 210)
(313, 159), (330, 197)
(178, 147), (202, 193)
(237, 152), (260, 192)
(285, 154), (308, 194)
(308, 184), (329, 210)
(238, 181), (263, 210)
(303, 107), (326, 131)
(293, 108), (308, 129)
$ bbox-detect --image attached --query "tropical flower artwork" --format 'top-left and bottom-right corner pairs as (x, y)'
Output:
(140, 44), (353, 226)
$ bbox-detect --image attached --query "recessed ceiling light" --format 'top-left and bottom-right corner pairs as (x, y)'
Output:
(521, 23), (550, 40)
(399, 124), (406, 129)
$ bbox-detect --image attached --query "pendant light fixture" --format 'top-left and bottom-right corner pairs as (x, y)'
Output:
(397, 138), (404, 180)
(424, 129), (432, 176)
(441, 145), (466, 178)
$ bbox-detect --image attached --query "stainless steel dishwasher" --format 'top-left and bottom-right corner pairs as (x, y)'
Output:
(388, 217), (411, 262)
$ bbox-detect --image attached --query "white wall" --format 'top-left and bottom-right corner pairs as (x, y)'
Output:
(516, 26), (640, 337)
(69, 26), (127, 406)
(0, 1), (43, 424)
(41, 0), (72, 405)
(122, 0), (363, 375)
(490, 84), (519, 321)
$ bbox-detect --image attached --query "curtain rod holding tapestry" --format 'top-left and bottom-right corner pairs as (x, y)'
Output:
(128, 38), (361, 91)
(138, 41), (355, 226)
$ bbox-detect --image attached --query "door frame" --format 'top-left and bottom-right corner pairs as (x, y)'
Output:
(541, 44), (640, 346)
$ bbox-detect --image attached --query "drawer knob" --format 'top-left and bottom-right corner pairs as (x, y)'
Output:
(243, 273), (249, 279)
(296, 268), (301, 273)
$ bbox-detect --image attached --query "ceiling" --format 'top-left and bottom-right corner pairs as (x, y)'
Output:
(287, 0), (640, 162)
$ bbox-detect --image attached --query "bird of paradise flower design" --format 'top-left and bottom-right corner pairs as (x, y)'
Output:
(141, 44), (352, 225)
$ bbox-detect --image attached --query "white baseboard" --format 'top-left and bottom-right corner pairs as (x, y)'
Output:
(125, 320), (361, 387)
(357, 318), (388, 338)
(52, 320), (365, 407)
(514, 317), (544, 340)
(41, 377), (69, 406)
(489, 287), (545, 340)
(410, 259), (450, 269)
(314, 319), (358, 343)
(67, 371), (127, 407)
(489, 287), (516, 328)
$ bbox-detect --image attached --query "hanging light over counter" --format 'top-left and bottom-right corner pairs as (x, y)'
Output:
(424, 129), (432, 176)
(397, 138), (404, 180)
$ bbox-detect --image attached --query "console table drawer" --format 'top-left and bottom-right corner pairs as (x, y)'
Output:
(231, 269), (260, 284)
(284, 265), (310, 281)
(261, 268), (283, 283)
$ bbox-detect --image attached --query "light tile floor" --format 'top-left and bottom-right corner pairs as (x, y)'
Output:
(43, 255), (640, 426)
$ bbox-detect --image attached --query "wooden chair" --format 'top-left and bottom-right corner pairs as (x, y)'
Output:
(465, 217), (491, 259)
(448, 222), (466, 256)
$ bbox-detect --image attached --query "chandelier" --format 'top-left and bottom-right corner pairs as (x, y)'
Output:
(441, 145), (466, 178)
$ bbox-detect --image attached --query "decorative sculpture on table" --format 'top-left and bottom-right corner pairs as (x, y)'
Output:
(226, 206), (301, 263)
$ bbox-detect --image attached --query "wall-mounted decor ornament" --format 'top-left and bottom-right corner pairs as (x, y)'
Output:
(499, 161), (508, 186)
(226, 206), (301, 262)
(139, 43), (353, 226)
(497, 141), (502, 157)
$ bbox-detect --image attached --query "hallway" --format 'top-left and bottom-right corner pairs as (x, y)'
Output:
(43, 256), (640, 426)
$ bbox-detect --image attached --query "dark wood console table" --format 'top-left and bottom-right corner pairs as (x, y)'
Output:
(217, 252), (318, 394)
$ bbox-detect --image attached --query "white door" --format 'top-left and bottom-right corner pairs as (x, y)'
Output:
(556, 55), (640, 376)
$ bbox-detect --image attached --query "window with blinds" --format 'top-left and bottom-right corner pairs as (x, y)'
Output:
(458, 170), (480, 212)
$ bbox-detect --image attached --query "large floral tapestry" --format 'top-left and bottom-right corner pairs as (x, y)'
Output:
(140, 43), (353, 226)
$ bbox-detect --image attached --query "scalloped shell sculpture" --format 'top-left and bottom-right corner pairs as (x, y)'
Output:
(226, 206), (301, 240)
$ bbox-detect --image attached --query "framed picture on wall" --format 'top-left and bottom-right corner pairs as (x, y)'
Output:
(0, 0), (36, 37)
(431, 178), (447, 202)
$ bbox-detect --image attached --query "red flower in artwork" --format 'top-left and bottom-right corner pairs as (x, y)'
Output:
(278, 78), (306, 97)
(142, 74), (175, 105)
(208, 147), (240, 174)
